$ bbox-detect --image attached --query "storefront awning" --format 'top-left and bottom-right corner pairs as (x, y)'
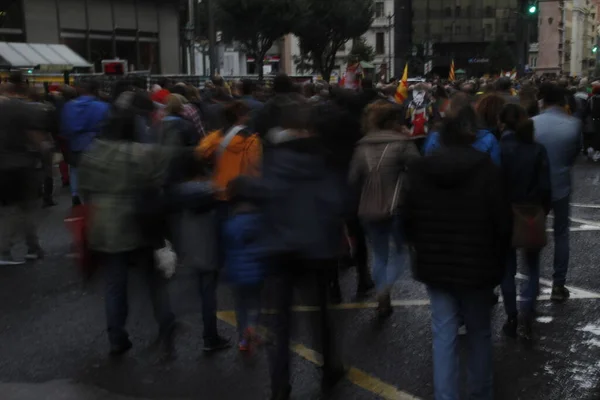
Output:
(0, 42), (92, 71)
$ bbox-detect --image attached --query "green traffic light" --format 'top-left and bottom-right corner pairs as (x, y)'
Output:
(528, 5), (537, 14)
(594, 47), (598, 53)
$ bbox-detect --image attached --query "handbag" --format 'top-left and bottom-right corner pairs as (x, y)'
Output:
(511, 204), (547, 249)
(358, 144), (404, 222)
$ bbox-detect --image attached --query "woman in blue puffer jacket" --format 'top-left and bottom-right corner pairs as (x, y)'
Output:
(423, 93), (502, 166)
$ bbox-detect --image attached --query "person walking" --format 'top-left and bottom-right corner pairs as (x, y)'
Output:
(61, 80), (109, 206)
(533, 83), (581, 302)
(499, 104), (551, 340)
(404, 104), (510, 400)
(78, 92), (179, 356)
(0, 74), (48, 265)
(229, 100), (347, 400)
(197, 101), (264, 352)
(349, 101), (420, 319)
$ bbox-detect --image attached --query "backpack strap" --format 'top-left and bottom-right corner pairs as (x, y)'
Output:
(375, 144), (390, 170)
(217, 125), (246, 159)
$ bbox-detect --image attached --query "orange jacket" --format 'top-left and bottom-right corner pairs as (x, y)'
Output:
(196, 129), (262, 200)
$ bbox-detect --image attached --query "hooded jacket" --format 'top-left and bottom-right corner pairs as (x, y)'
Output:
(61, 95), (109, 152)
(404, 146), (510, 288)
(349, 131), (420, 214)
(196, 127), (261, 200)
(423, 129), (501, 166)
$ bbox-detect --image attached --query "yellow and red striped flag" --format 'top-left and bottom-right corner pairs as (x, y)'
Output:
(449, 60), (455, 82)
(395, 63), (409, 104)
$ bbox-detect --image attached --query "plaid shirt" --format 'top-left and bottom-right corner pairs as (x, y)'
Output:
(181, 104), (206, 137)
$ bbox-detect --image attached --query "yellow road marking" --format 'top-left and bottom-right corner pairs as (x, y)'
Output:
(216, 311), (423, 400)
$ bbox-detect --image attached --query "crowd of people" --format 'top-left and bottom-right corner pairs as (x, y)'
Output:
(0, 69), (589, 399)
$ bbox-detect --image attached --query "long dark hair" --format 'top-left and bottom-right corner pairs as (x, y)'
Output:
(515, 119), (535, 144)
(499, 104), (528, 133)
(441, 104), (478, 147)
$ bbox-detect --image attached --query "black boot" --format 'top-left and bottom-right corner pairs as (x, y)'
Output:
(502, 315), (518, 338)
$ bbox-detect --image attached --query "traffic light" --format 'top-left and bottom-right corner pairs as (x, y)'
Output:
(593, 46), (598, 54)
(528, 5), (537, 14)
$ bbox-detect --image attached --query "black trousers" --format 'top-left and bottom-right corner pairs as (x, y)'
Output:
(266, 257), (343, 394)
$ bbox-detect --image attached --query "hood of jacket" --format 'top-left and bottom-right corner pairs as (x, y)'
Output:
(357, 130), (410, 145)
(417, 146), (490, 188)
(271, 137), (327, 182)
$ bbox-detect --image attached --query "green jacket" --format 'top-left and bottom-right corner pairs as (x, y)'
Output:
(79, 139), (178, 254)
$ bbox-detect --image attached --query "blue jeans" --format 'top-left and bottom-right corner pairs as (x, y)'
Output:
(552, 196), (570, 286)
(501, 249), (540, 318)
(363, 216), (405, 293)
(428, 286), (493, 400)
(103, 249), (175, 346)
(233, 284), (262, 340)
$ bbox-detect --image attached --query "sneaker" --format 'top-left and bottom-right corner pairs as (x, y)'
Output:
(376, 292), (393, 321)
(518, 315), (534, 342)
(72, 196), (82, 207)
(0, 254), (26, 266)
(238, 338), (250, 352)
(458, 324), (467, 335)
(203, 336), (231, 353)
(551, 285), (570, 303)
(502, 317), (518, 338)
(110, 339), (133, 356)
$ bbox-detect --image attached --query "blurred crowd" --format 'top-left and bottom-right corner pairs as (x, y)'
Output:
(0, 70), (587, 400)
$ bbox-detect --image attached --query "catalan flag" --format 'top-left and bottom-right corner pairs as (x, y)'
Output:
(394, 63), (409, 104)
(449, 60), (455, 82)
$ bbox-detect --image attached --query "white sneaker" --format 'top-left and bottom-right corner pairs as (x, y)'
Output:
(458, 325), (467, 335)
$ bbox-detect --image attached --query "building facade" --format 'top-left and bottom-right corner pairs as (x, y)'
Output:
(0, 0), (181, 74)
(408, 0), (527, 77)
(536, 0), (597, 76)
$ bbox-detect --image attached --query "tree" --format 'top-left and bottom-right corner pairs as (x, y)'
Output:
(293, 0), (374, 82)
(348, 37), (375, 63)
(215, 0), (299, 80)
(484, 37), (516, 74)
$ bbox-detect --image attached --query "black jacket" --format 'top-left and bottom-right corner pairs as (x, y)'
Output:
(404, 146), (510, 288)
(500, 131), (552, 212)
(232, 136), (346, 261)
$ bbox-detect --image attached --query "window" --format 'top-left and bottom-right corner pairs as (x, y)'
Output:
(375, 1), (385, 18)
(0, 0), (24, 30)
(444, 7), (452, 17)
(455, 6), (461, 17)
(504, 22), (510, 33)
(444, 26), (452, 35)
(466, 25), (472, 35)
(485, 6), (494, 18)
(466, 6), (473, 17)
(375, 32), (385, 54)
(485, 23), (493, 36)
(455, 25), (461, 35)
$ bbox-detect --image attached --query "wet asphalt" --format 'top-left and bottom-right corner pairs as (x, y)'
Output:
(1, 159), (600, 400)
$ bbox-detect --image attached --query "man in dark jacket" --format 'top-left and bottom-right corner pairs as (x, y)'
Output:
(0, 76), (49, 264)
(230, 101), (346, 400)
(404, 105), (510, 400)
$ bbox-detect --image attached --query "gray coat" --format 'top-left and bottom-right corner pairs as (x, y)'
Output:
(533, 107), (581, 201)
(349, 131), (421, 210)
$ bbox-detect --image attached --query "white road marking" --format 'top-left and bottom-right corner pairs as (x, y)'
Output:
(516, 273), (600, 299)
(571, 203), (600, 209)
